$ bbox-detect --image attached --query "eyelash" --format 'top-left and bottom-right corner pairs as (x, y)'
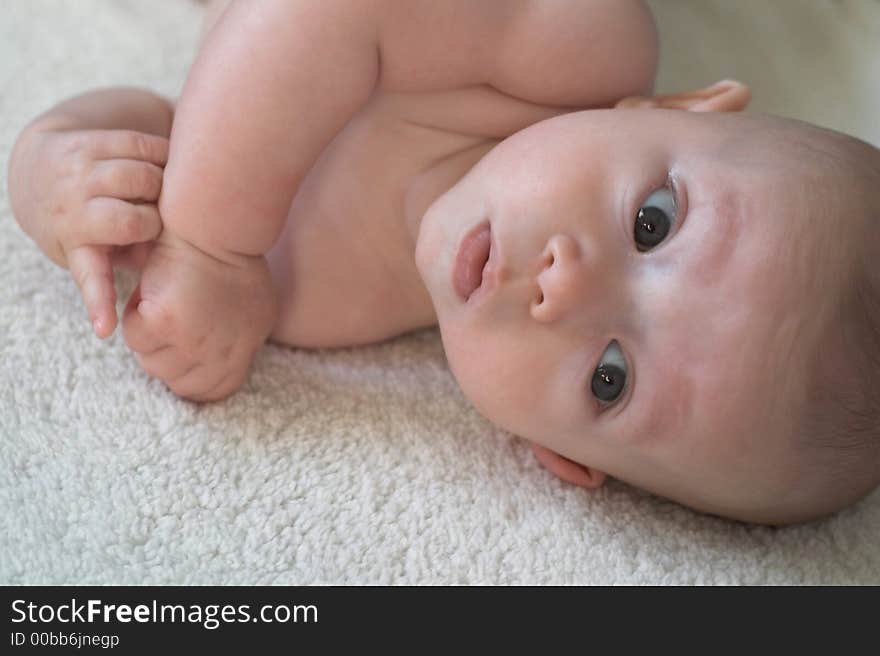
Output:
(630, 172), (686, 251)
(592, 345), (633, 413)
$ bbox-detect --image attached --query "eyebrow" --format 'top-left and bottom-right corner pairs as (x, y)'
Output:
(689, 186), (744, 286)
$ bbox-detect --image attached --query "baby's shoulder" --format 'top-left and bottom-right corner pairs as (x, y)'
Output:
(376, 0), (658, 109)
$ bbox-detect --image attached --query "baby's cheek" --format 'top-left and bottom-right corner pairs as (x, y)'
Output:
(444, 341), (503, 418)
(444, 327), (549, 435)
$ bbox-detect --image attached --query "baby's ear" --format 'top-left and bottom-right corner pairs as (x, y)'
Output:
(530, 443), (606, 489)
(616, 79), (751, 113)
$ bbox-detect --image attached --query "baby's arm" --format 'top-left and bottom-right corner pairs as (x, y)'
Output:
(159, 0), (657, 262)
(160, 1), (379, 262)
(127, 0), (657, 401)
(7, 88), (173, 336)
(122, 0), (382, 401)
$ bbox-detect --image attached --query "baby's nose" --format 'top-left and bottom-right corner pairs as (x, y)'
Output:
(530, 234), (590, 323)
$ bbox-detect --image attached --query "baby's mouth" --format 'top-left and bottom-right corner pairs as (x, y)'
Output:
(453, 221), (491, 301)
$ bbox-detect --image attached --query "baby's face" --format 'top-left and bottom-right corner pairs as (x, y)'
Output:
(416, 109), (842, 521)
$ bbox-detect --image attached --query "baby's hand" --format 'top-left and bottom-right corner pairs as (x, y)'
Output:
(122, 230), (277, 402)
(7, 125), (168, 337)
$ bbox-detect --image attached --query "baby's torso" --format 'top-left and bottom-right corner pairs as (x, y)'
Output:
(267, 86), (569, 347)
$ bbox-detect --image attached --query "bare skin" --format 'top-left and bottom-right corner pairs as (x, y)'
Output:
(7, 89), (173, 334)
(9, 0), (658, 401)
(15, 1), (867, 524)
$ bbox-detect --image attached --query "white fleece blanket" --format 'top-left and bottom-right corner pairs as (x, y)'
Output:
(1, 0), (878, 585)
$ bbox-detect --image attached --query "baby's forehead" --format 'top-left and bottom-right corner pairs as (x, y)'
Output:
(709, 113), (878, 191)
(655, 140), (858, 425)
(697, 119), (873, 271)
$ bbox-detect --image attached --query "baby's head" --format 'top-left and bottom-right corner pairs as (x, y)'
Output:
(415, 81), (880, 525)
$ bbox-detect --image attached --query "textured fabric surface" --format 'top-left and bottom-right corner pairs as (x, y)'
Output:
(1, 0), (878, 585)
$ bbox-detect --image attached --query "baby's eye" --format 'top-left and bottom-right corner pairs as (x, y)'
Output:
(590, 340), (627, 404)
(634, 187), (676, 252)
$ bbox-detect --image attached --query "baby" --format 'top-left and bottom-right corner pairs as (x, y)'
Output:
(8, 0), (880, 526)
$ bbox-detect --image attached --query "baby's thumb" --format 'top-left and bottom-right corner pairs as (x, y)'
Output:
(121, 284), (167, 355)
(67, 245), (117, 339)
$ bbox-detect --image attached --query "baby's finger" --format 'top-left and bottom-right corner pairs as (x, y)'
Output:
(122, 288), (168, 354)
(67, 245), (117, 338)
(88, 159), (164, 201)
(89, 130), (169, 167)
(135, 346), (197, 383)
(78, 198), (162, 246)
(169, 367), (239, 403)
